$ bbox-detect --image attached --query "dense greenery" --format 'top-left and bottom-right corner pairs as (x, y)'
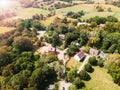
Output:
(0, 20), (65, 90)
(67, 11), (85, 19)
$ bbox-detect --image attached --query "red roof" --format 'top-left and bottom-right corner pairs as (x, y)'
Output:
(76, 51), (84, 58)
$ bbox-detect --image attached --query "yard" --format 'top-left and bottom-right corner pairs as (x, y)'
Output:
(66, 57), (82, 69)
(83, 66), (120, 90)
(0, 27), (15, 34)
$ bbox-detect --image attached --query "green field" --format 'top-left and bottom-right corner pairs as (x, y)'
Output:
(83, 66), (120, 90)
(15, 7), (50, 18)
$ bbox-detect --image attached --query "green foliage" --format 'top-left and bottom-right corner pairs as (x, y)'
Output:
(66, 68), (77, 82)
(84, 63), (93, 72)
(87, 16), (118, 25)
(89, 56), (97, 66)
(79, 70), (90, 80)
(67, 43), (79, 56)
(9, 74), (27, 90)
(68, 85), (77, 90)
(12, 37), (33, 52)
(67, 11), (85, 19)
(73, 77), (84, 88)
(97, 60), (104, 67)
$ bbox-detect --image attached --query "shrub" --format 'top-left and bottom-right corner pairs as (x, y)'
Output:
(85, 63), (94, 72)
(79, 70), (91, 81)
(97, 60), (104, 67)
(89, 56), (97, 66)
(73, 77), (84, 88)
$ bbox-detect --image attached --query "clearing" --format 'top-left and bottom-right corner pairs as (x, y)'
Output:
(83, 66), (120, 90)
(0, 27), (15, 34)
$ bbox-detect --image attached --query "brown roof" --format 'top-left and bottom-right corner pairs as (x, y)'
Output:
(76, 51), (84, 58)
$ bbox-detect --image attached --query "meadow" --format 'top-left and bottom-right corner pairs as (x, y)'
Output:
(83, 66), (120, 90)
(0, 27), (15, 34)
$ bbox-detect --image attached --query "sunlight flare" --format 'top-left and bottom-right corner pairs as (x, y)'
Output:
(0, 0), (10, 8)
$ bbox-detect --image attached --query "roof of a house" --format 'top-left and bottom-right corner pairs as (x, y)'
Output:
(76, 51), (85, 58)
(48, 84), (56, 89)
(89, 48), (99, 54)
(77, 22), (90, 26)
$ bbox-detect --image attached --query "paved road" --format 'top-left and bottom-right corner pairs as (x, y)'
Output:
(59, 80), (72, 90)
(77, 54), (90, 73)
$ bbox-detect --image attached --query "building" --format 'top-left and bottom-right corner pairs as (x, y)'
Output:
(74, 51), (85, 61)
(89, 48), (99, 56)
(77, 22), (90, 26)
(46, 46), (55, 53)
(59, 34), (65, 40)
(47, 84), (56, 90)
(37, 31), (46, 37)
(99, 51), (107, 60)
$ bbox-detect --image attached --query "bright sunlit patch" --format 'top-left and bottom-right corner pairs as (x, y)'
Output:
(0, 0), (10, 8)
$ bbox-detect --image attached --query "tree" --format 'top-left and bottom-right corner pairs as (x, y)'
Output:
(79, 70), (90, 80)
(89, 56), (97, 66)
(66, 68), (77, 82)
(9, 74), (27, 90)
(67, 43), (79, 56)
(12, 37), (33, 52)
(68, 85), (77, 90)
(97, 60), (104, 67)
(73, 77), (84, 88)
(84, 63), (93, 72)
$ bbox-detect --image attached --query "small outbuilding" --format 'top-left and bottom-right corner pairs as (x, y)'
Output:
(47, 84), (57, 90)
(99, 51), (107, 60)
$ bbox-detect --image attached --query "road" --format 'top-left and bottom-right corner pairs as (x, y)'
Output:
(77, 54), (90, 73)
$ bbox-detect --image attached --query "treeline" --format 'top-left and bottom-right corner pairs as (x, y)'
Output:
(67, 11), (85, 19)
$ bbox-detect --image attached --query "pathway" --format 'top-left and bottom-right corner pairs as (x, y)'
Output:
(77, 54), (90, 73)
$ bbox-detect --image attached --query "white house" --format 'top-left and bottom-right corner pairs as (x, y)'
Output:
(77, 22), (90, 26)
(74, 51), (85, 61)
(47, 84), (56, 90)
(89, 48), (99, 56)
(99, 51), (107, 60)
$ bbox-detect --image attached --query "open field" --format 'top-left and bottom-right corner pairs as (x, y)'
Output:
(0, 27), (15, 34)
(83, 66), (120, 90)
(15, 7), (50, 18)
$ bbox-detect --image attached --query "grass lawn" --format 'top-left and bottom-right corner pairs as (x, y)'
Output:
(66, 57), (82, 69)
(15, 7), (50, 18)
(0, 27), (15, 34)
(83, 66), (120, 90)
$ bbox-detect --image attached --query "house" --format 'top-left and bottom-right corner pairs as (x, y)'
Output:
(46, 46), (55, 53)
(89, 48), (99, 56)
(74, 51), (85, 61)
(59, 34), (65, 40)
(99, 51), (107, 60)
(37, 31), (46, 37)
(77, 22), (90, 26)
(47, 84), (56, 90)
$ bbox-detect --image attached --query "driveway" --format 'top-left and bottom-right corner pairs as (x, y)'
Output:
(77, 54), (90, 73)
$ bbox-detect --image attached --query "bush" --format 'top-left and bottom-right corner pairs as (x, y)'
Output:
(79, 70), (91, 81)
(89, 56), (97, 66)
(84, 63), (94, 73)
(97, 60), (104, 67)
(73, 77), (84, 88)
(68, 85), (77, 90)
